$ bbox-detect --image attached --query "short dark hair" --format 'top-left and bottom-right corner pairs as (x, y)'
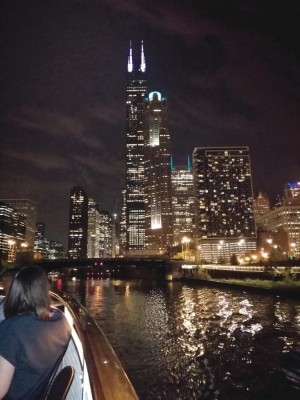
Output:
(4, 266), (51, 320)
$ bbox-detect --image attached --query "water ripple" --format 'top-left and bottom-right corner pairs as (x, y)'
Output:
(60, 279), (300, 400)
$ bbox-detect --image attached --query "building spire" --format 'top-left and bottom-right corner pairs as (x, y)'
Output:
(127, 40), (133, 73)
(140, 40), (146, 72)
(187, 154), (191, 171)
(171, 155), (175, 171)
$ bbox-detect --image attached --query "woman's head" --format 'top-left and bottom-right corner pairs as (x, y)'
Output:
(4, 266), (51, 320)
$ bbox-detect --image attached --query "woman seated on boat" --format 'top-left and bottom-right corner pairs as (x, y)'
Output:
(0, 266), (71, 400)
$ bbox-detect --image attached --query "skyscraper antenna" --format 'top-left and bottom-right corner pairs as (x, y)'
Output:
(187, 154), (191, 171)
(128, 40), (133, 72)
(140, 40), (146, 72)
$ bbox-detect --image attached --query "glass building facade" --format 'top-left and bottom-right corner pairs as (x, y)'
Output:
(0, 199), (37, 249)
(68, 186), (88, 260)
(125, 41), (148, 253)
(193, 147), (256, 263)
(144, 91), (173, 253)
(171, 157), (195, 246)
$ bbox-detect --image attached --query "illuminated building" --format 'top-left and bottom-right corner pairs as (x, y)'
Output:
(125, 41), (147, 254)
(1, 199), (37, 249)
(36, 222), (45, 237)
(0, 202), (26, 262)
(144, 91), (173, 254)
(68, 186), (88, 260)
(193, 147), (256, 263)
(47, 240), (64, 260)
(284, 181), (300, 201)
(119, 189), (127, 254)
(171, 156), (195, 246)
(98, 210), (112, 257)
(34, 222), (65, 260)
(253, 192), (270, 220)
(256, 183), (300, 258)
(34, 222), (48, 258)
(87, 198), (101, 258)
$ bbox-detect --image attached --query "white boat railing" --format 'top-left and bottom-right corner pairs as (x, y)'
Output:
(50, 291), (139, 400)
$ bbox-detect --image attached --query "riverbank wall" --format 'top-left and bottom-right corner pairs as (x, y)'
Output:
(181, 276), (300, 299)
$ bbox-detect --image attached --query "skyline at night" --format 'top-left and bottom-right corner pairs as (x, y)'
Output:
(1, 0), (300, 246)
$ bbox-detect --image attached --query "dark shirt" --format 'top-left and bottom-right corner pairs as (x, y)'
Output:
(0, 296), (4, 322)
(0, 308), (71, 400)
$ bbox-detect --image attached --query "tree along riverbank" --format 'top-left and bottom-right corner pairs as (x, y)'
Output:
(181, 275), (300, 299)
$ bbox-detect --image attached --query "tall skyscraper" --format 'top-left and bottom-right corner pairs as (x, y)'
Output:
(68, 186), (88, 260)
(98, 210), (112, 257)
(125, 41), (148, 254)
(144, 91), (173, 253)
(0, 199), (37, 249)
(0, 202), (26, 262)
(193, 147), (256, 263)
(87, 198), (101, 258)
(171, 156), (195, 246)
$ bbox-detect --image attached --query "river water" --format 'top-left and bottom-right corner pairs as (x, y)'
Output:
(60, 278), (300, 400)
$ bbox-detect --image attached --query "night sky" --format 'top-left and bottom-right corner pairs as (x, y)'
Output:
(1, 0), (300, 247)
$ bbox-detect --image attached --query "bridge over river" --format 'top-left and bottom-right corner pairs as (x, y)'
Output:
(33, 257), (300, 281)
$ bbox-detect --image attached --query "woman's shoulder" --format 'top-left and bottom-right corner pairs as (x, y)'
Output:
(49, 307), (65, 321)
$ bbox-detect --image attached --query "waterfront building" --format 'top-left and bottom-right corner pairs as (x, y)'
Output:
(0, 198), (37, 249)
(119, 189), (127, 255)
(193, 147), (257, 263)
(253, 192), (270, 220)
(256, 185), (300, 258)
(68, 186), (88, 260)
(143, 91), (173, 254)
(171, 156), (195, 246)
(98, 210), (112, 257)
(111, 212), (120, 257)
(34, 222), (49, 259)
(125, 41), (148, 254)
(47, 240), (64, 260)
(0, 202), (26, 262)
(87, 198), (101, 258)
(34, 222), (65, 260)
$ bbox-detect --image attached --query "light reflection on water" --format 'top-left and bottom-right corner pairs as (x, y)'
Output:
(61, 279), (300, 400)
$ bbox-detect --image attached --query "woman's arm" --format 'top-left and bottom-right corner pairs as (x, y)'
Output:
(0, 355), (15, 399)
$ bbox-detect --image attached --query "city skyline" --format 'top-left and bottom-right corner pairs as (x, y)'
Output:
(1, 0), (300, 247)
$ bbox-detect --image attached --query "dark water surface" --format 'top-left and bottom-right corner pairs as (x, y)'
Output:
(61, 278), (300, 400)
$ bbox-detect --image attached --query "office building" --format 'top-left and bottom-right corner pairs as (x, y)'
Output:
(1, 199), (37, 249)
(34, 222), (48, 259)
(143, 91), (173, 254)
(253, 192), (270, 220)
(193, 147), (256, 263)
(98, 210), (112, 257)
(34, 222), (64, 260)
(68, 186), (88, 259)
(119, 189), (127, 254)
(47, 240), (64, 260)
(284, 182), (300, 202)
(87, 198), (101, 258)
(0, 202), (26, 262)
(171, 156), (195, 246)
(256, 183), (300, 258)
(125, 41), (147, 254)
